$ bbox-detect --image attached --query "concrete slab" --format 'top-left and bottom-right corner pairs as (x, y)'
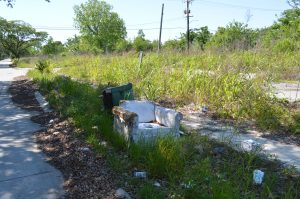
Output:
(182, 114), (300, 171)
(272, 82), (300, 102)
(0, 59), (64, 199)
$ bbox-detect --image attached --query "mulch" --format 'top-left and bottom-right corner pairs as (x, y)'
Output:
(8, 76), (43, 112)
(8, 77), (121, 199)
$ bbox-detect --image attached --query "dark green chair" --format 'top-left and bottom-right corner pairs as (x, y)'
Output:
(102, 83), (134, 110)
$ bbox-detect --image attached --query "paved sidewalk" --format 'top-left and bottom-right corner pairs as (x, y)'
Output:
(0, 59), (64, 199)
(182, 114), (300, 171)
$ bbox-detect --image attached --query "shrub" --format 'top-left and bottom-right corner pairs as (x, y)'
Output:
(273, 38), (297, 52)
(35, 60), (52, 74)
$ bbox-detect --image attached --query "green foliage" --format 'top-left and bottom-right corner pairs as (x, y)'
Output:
(65, 35), (81, 53)
(52, 51), (300, 132)
(208, 21), (258, 51)
(0, 17), (47, 59)
(273, 38), (297, 52)
(186, 26), (212, 50)
(115, 39), (132, 52)
(35, 59), (52, 74)
(74, 0), (126, 52)
(42, 37), (65, 55)
(261, 9), (300, 50)
(288, 0), (300, 8)
(137, 183), (165, 199)
(129, 137), (185, 179)
(27, 73), (126, 150)
(163, 39), (186, 51)
(133, 30), (152, 52)
(28, 66), (300, 198)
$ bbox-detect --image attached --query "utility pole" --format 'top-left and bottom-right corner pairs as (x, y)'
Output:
(158, 3), (164, 53)
(185, 0), (192, 51)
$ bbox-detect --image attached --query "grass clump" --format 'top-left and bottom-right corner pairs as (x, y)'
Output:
(28, 70), (126, 152)
(129, 136), (185, 179)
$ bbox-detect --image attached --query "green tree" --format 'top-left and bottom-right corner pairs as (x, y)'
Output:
(288, 0), (300, 9)
(65, 35), (81, 53)
(132, 30), (151, 52)
(0, 17), (47, 59)
(115, 39), (132, 52)
(186, 26), (211, 50)
(163, 38), (186, 51)
(42, 37), (65, 55)
(207, 21), (258, 51)
(74, 0), (126, 53)
(260, 8), (300, 51)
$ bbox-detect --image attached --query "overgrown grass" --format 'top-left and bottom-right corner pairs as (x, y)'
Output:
(28, 70), (126, 151)
(28, 69), (300, 198)
(35, 50), (300, 133)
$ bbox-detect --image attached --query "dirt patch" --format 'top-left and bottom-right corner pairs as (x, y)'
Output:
(8, 76), (122, 199)
(8, 76), (43, 112)
(35, 115), (120, 199)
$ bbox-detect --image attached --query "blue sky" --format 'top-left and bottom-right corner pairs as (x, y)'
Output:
(0, 0), (291, 43)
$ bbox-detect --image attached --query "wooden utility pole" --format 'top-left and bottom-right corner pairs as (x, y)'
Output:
(185, 0), (191, 51)
(158, 3), (164, 53)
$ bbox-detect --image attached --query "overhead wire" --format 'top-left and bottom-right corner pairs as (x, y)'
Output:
(167, 0), (284, 12)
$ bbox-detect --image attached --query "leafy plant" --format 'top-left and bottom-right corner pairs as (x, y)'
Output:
(35, 60), (52, 74)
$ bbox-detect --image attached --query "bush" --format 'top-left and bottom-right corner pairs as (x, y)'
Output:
(273, 38), (297, 52)
(35, 60), (52, 74)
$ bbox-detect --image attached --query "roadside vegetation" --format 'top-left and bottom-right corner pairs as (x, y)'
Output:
(2, 0), (300, 197)
(14, 1), (300, 134)
(28, 70), (300, 198)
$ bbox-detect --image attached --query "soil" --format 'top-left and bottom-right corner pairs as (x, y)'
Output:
(8, 76), (43, 112)
(8, 77), (123, 199)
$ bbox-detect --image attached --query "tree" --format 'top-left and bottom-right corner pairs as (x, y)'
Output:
(0, 17), (47, 59)
(163, 39), (186, 51)
(74, 0), (126, 53)
(65, 35), (81, 53)
(207, 21), (258, 51)
(1, 0), (49, 7)
(288, 0), (300, 9)
(132, 30), (152, 52)
(115, 39), (132, 52)
(182, 26), (211, 50)
(42, 37), (65, 55)
(260, 8), (300, 51)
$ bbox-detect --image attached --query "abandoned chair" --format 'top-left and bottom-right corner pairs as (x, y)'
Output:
(112, 100), (183, 143)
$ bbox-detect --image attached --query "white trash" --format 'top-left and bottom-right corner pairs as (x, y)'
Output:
(133, 171), (147, 178)
(253, 170), (264, 185)
(201, 105), (208, 113)
(115, 188), (132, 199)
(153, 181), (161, 187)
(241, 139), (260, 152)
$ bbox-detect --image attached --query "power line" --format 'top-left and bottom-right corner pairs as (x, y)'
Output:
(127, 17), (184, 27)
(33, 26), (186, 31)
(167, 0), (284, 12)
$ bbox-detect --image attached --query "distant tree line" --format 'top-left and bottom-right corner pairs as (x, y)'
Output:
(0, 0), (299, 59)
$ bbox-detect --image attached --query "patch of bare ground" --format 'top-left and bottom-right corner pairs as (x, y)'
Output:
(35, 115), (120, 199)
(8, 76), (43, 112)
